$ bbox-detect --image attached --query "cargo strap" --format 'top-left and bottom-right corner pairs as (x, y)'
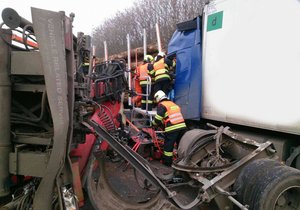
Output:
(32, 8), (70, 210)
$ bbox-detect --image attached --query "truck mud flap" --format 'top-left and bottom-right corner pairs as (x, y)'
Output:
(31, 8), (70, 210)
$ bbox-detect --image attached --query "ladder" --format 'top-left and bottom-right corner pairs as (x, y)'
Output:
(130, 76), (156, 129)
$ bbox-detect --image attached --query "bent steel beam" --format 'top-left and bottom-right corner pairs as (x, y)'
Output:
(86, 120), (203, 210)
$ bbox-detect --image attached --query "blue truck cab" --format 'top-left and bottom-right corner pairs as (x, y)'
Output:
(168, 17), (202, 121)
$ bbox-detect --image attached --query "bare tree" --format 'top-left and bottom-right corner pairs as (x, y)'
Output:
(92, 0), (208, 58)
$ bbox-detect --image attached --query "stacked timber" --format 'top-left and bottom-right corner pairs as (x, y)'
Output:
(97, 43), (166, 69)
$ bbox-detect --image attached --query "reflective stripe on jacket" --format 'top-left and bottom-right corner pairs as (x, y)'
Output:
(153, 58), (170, 81)
(138, 63), (151, 85)
(160, 101), (186, 132)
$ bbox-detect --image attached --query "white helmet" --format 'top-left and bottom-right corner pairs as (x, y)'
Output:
(154, 90), (167, 102)
(158, 52), (165, 57)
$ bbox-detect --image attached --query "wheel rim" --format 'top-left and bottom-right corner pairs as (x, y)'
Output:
(87, 153), (162, 209)
(274, 186), (300, 210)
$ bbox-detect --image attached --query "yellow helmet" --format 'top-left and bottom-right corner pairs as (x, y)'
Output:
(144, 55), (154, 63)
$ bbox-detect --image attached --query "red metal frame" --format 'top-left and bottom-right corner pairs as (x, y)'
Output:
(70, 101), (121, 174)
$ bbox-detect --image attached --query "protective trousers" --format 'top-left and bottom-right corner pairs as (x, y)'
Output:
(162, 129), (186, 166)
(153, 79), (171, 97)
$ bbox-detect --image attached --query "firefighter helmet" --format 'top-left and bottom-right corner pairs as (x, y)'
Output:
(144, 55), (154, 63)
(158, 52), (165, 57)
(154, 52), (165, 62)
(154, 90), (167, 102)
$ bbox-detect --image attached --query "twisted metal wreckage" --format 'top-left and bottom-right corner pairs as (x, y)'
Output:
(0, 4), (300, 210)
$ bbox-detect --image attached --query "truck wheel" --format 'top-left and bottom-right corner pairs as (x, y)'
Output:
(296, 155), (300, 170)
(177, 129), (216, 159)
(233, 159), (282, 204)
(234, 159), (300, 210)
(86, 153), (177, 210)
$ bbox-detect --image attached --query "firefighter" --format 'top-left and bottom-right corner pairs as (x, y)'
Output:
(137, 55), (154, 110)
(151, 90), (187, 166)
(150, 52), (174, 96)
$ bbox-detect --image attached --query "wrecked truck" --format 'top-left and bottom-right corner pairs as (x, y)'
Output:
(0, 1), (300, 210)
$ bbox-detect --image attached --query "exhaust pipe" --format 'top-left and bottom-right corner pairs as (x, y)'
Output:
(2, 8), (33, 32)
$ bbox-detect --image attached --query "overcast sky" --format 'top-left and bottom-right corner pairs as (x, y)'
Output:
(0, 0), (134, 35)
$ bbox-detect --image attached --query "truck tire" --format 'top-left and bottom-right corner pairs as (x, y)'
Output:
(296, 155), (300, 170)
(177, 129), (216, 159)
(86, 155), (177, 210)
(234, 159), (300, 210)
(233, 159), (282, 203)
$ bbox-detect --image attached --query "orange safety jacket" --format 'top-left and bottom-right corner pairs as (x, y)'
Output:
(132, 75), (142, 106)
(153, 58), (171, 82)
(153, 100), (186, 133)
(137, 63), (151, 86)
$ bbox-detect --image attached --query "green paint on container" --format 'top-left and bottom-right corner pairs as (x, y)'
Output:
(207, 11), (223, 32)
